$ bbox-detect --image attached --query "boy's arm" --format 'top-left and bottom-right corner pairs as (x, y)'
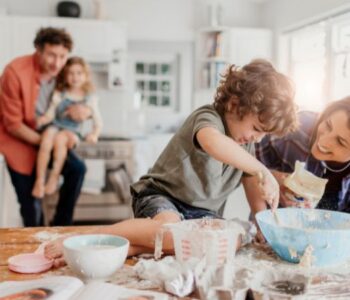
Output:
(196, 126), (279, 210)
(0, 67), (41, 145)
(196, 127), (270, 176)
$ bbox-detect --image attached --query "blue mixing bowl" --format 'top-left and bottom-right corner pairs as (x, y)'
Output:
(256, 208), (350, 266)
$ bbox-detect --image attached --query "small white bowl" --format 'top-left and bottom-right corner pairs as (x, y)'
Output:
(63, 234), (129, 281)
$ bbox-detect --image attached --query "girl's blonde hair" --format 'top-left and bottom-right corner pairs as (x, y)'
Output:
(56, 56), (94, 94)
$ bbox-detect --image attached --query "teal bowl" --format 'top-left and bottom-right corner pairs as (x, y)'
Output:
(256, 208), (350, 267)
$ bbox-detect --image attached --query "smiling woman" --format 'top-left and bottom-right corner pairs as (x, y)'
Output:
(255, 96), (350, 213)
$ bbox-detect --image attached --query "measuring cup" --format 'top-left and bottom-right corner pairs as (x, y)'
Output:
(155, 219), (244, 265)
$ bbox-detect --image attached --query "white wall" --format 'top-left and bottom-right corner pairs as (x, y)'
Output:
(261, 0), (350, 29)
(0, 0), (267, 224)
(0, 0), (265, 133)
(0, 0), (264, 40)
(193, 0), (264, 28)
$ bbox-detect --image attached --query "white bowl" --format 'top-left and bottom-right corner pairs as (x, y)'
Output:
(63, 234), (129, 281)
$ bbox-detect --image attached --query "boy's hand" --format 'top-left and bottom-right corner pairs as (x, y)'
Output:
(85, 133), (98, 144)
(36, 115), (50, 128)
(256, 170), (280, 211)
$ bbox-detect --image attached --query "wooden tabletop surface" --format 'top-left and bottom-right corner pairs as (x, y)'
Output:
(0, 226), (125, 281)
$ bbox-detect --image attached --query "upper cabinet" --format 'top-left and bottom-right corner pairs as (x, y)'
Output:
(11, 16), (50, 59)
(0, 17), (13, 72)
(195, 26), (272, 93)
(0, 16), (127, 90)
(50, 17), (127, 62)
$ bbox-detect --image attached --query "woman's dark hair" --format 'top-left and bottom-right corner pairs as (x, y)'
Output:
(310, 96), (350, 146)
(34, 27), (73, 51)
(317, 96), (350, 127)
(214, 59), (298, 136)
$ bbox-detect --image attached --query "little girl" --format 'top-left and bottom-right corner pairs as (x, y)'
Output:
(32, 56), (102, 198)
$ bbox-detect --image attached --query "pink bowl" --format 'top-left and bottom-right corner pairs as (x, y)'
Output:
(8, 253), (53, 274)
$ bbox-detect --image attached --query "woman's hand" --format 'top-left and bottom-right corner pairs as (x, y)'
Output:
(280, 186), (313, 208)
(279, 186), (300, 207)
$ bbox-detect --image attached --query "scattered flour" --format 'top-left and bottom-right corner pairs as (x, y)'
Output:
(235, 243), (350, 298)
(324, 212), (331, 220)
(299, 245), (315, 268)
(34, 231), (63, 242)
(288, 248), (298, 259)
(47, 242), (350, 298)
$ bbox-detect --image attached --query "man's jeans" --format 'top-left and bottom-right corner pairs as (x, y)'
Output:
(8, 150), (86, 227)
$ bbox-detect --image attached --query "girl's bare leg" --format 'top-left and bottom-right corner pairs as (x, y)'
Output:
(45, 211), (181, 265)
(32, 127), (58, 198)
(45, 130), (79, 195)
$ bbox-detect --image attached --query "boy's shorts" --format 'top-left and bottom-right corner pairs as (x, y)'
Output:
(131, 185), (221, 220)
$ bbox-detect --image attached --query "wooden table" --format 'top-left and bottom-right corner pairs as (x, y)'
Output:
(0, 226), (109, 281)
(3, 227), (350, 299)
(0, 226), (197, 300)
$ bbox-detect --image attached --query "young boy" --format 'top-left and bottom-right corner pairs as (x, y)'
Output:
(45, 59), (297, 267)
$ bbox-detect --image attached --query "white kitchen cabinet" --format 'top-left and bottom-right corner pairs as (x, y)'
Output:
(0, 16), (128, 90)
(49, 18), (127, 61)
(194, 26), (272, 108)
(11, 16), (49, 58)
(0, 17), (12, 72)
(50, 17), (128, 90)
(110, 23), (127, 51)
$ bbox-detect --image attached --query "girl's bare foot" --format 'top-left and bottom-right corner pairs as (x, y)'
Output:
(44, 237), (65, 260)
(45, 173), (59, 195)
(53, 257), (67, 268)
(32, 179), (45, 198)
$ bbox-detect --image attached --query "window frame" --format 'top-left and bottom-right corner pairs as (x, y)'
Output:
(282, 11), (350, 111)
(130, 53), (179, 113)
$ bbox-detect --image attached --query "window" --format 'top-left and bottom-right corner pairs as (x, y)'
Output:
(284, 11), (350, 111)
(331, 14), (350, 100)
(132, 54), (178, 110)
(287, 23), (327, 111)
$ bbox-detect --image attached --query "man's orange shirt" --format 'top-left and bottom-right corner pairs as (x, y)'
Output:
(0, 54), (41, 175)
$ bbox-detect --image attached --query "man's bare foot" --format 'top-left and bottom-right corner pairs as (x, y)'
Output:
(32, 179), (45, 198)
(45, 173), (59, 195)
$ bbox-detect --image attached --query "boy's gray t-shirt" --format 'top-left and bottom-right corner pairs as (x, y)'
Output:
(131, 104), (255, 213)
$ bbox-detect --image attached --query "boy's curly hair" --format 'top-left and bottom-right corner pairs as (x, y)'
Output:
(214, 59), (298, 136)
(34, 27), (73, 51)
(56, 56), (94, 94)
